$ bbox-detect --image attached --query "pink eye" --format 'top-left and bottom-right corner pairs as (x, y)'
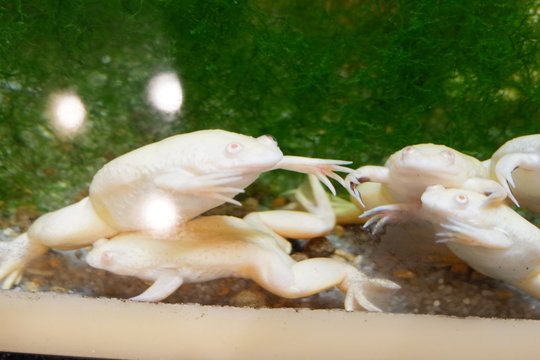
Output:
(401, 146), (415, 159)
(101, 251), (116, 266)
(226, 142), (243, 154)
(454, 194), (468, 205)
(257, 134), (278, 146)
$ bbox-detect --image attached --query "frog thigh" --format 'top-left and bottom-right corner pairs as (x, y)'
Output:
(28, 197), (117, 249)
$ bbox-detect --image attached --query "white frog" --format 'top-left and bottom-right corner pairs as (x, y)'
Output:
(342, 143), (507, 232)
(0, 129), (352, 289)
(421, 185), (540, 298)
(346, 143), (506, 209)
(86, 175), (399, 311)
(488, 134), (540, 212)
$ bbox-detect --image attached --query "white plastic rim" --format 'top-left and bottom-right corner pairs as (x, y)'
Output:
(1, 290), (539, 360)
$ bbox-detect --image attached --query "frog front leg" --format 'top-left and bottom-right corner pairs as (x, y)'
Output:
(436, 218), (512, 250)
(359, 203), (420, 235)
(494, 151), (540, 206)
(155, 170), (246, 206)
(272, 156), (353, 195)
(130, 269), (183, 302)
(462, 177), (508, 206)
(344, 166), (390, 207)
(243, 174), (335, 253)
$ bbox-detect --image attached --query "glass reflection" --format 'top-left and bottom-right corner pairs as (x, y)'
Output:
(46, 92), (87, 139)
(147, 71), (183, 117)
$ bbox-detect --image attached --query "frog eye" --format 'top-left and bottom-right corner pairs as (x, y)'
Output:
(440, 150), (455, 164)
(226, 142), (243, 154)
(401, 146), (415, 159)
(100, 251), (117, 267)
(454, 194), (468, 205)
(257, 134), (278, 146)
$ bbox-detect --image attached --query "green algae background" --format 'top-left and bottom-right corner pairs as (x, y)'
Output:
(0, 0), (539, 218)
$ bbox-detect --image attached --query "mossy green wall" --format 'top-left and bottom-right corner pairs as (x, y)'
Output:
(1, 0), (539, 216)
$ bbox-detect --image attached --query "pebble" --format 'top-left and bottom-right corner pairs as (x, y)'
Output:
(393, 269), (416, 279)
(290, 252), (309, 262)
(333, 225), (346, 237)
(303, 237), (335, 258)
(229, 289), (268, 308)
(271, 196), (287, 208)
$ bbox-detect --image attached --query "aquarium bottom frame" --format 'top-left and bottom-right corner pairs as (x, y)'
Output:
(0, 290), (538, 360)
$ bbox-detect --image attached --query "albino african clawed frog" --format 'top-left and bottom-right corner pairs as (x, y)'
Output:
(342, 143), (507, 232)
(86, 176), (399, 311)
(346, 143), (506, 209)
(488, 134), (540, 212)
(421, 185), (540, 298)
(0, 129), (352, 289)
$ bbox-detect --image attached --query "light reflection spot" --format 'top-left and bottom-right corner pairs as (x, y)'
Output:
(141, 193), (178, 233)
(147, 71), (183, 116)
(47, 92), (87, 139)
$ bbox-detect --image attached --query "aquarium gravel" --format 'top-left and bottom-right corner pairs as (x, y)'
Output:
(3, 200), (539, 320)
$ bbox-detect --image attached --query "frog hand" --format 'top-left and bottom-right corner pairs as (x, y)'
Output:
(155, 171), (245, 206)
(0, 233), (49, 289)
(340, 270), (400, 312)
(360, 203), (419, 235)
(462, 178), (508, 207)
(273, 156), (354, 195)
(344, 166), (390, 208)
(435, 218), (512, 250)
(494, 152), (540, 207)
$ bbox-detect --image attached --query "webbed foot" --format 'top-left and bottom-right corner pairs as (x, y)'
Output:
(341, 270), (400, 312)
(0, 233), (48, 289)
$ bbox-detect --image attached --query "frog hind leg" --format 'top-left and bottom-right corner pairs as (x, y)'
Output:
(242, 175), (335, 253)
(251, 256), (398, 312)
(0, 233), (48, 289)
(0, 197), (118, 289)
(28, 197), (118, 249)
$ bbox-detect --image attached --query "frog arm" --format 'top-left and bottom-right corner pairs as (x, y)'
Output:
(359, 203), (420, 235)
(271, 156), (353, 195)
(0, 233), (49, 289)
(435, 218), (512, 250)
(462, 177), (508, 206)
(154, 170), (245, 206)
(129, 269), (183, 302)
(494, 152), (540, 206)
(344, 166), (390, 207)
